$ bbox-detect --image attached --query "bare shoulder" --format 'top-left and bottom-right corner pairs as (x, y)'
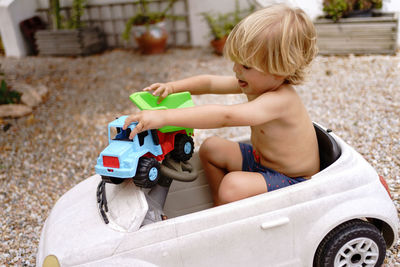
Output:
(273, 84), (299, 98)
(256, 84), (298, 101)
(254, 84), (302, 113)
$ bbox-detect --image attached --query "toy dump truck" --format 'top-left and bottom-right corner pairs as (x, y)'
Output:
(95, 92), (194, 188)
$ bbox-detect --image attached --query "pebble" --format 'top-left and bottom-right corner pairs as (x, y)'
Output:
(0, 48), (399, 266)
(0, 104), (32, 117)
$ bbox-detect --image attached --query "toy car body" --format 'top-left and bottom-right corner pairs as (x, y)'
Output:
(37, 123), (398, 267)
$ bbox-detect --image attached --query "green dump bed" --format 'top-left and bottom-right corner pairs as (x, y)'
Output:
(130, 91), (194, 134)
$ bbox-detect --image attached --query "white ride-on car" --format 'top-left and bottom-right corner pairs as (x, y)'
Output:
(37, 123), (398, 267)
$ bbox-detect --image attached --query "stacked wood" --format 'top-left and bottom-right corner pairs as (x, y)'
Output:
(314, 13), (398, 55)
(35, 27), (105, 56)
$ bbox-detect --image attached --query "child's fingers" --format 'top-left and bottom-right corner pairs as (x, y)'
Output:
(156, 90), (169, 104)
(154, 85), (170, 96)
(157, 88), (172, 103)
(161, 90), (169, 99)
(144, 83), (162, 92)
(129, 122), (143, 139)
(123, 115), (136, 130)
(142, 83), (171, 103)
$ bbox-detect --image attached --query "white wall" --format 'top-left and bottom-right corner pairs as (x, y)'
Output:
(1, 0), (400, 57)
(383, 0), (400, 13)
(254, 0), (324, 19)
(0, 0), (37, 57)
(187, 0), (252, 46)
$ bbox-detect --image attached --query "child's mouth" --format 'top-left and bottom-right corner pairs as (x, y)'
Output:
(238, 79), (248, 88)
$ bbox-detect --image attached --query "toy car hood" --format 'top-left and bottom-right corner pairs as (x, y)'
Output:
(37, 175), (148, 266)
(100, 141), (132, 157)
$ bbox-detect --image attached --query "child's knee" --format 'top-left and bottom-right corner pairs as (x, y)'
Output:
(218, 173), (242, 204)
(199, 136), (222, 160)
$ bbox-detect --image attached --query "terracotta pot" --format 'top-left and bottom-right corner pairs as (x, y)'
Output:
(210, 36), (228, 55)
(133, 22), (168, 54)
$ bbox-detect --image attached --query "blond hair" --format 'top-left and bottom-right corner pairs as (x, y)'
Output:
(224, 4), (317, 85)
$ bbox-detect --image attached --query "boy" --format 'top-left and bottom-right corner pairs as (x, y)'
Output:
(123, 4), (320, 206)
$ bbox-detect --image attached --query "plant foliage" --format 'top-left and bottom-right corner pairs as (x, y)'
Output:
(323, 0), (383, 21)
(122, 0), (179, 41)
(49, 0), (88, 30)
(0, 65), (21, 105)
(68, 0), (88, 29)
(201, 0), (255, 40)
(50, 0), (61, 30)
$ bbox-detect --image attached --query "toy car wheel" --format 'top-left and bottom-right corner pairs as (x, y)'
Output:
(171, 134), (194, 162)
(133, 157), (160, 188)
(313, 219), (386, 267)
(101, 176), (124, 185)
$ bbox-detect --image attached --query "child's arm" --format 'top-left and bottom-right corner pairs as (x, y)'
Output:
(124, 90), (290, 139)
(144, 75), (241, 102)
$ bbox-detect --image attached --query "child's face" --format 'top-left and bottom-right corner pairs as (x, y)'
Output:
(233, 63), (285, 95)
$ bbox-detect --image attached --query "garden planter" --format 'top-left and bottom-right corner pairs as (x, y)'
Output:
(314, 12), (398, 55)
(133, 22), (168, 54)
(35, 27), (105, 56)
(210, 36), (227, 55)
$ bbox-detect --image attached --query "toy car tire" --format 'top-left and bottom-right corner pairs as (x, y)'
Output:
(313, 219), (386, 267)
(133, 157), (160, 188)
(171, 134), (194, 162)
(101, 176), (124, 185)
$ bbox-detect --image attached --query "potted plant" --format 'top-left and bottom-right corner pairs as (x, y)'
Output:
(315, 0), (397, 55)
(201, 0), (255, 55)
(34, 0), (105, 56)
(322, 0), (383, 21)
(122, 0), (179, 54)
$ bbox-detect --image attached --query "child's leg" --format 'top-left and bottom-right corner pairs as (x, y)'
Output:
(217, 171), (268, 205)
(199, 136), (243, 205)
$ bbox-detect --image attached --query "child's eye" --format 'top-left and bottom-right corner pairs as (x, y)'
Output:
(242, 65), (251, 70)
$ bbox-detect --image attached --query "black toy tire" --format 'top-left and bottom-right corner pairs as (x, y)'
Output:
(101, 176), (124, 184)
(133, 157), (160, 188)
(313, 219), (386, 267)
(171, 134), (194, 162)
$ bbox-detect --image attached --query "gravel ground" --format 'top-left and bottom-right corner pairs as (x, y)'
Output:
(0, 48), (399, 266)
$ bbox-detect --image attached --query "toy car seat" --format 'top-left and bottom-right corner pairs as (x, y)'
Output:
(313, 124), (341, 170)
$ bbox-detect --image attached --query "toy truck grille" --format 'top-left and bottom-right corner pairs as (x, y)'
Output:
(103, 156), (120, 168)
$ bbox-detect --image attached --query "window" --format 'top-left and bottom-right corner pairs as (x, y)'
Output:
(111, 127), (132, 141)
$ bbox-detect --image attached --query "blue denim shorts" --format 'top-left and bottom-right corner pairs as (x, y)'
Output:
(239, 142), (307, 192)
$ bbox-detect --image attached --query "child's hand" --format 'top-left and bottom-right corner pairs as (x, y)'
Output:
(143, 83), (174, 104)
(123, 110), (163, 139)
